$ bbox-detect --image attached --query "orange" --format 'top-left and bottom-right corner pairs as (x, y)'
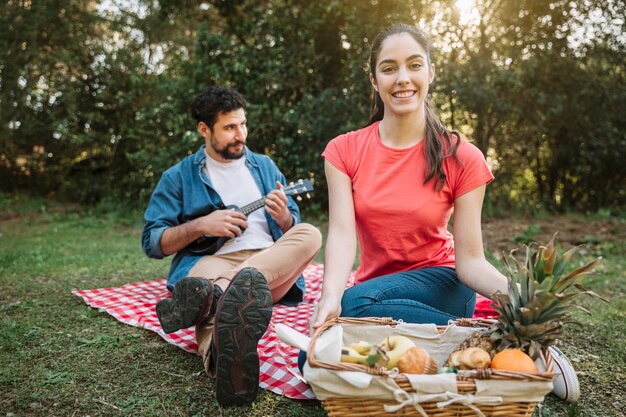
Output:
(491, 349), (538, 372)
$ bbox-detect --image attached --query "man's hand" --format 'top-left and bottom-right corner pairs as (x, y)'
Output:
(265, 181), (293, 232)
(196, 209), (248, 238)
(160, 209), (247, 256)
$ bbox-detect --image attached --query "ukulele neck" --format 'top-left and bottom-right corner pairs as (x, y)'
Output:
(237, 198), (266, 216)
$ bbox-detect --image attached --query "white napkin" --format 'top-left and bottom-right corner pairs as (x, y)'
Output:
(274, 323), (373, 389)
(275, 323), (310, 351)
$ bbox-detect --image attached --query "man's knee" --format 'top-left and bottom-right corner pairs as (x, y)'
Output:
(292, 223), (322, 251)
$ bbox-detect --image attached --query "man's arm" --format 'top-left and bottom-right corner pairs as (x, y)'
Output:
(159, 209), (248, 256)
(142, 174), (181, 259)
(142, 172), (248, 258)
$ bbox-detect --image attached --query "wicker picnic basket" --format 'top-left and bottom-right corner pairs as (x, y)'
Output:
(306, 317), (555, 417)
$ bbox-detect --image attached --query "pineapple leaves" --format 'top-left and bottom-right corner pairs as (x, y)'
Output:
(554, 258), (602, 291)
(573, 285), (609, 303)
(492, 233), (606, 358)
(541, 234), (558, 276)
(574, 305), (592, 315)
(552, 246), (580, 279)
(508, 275), (522, 311)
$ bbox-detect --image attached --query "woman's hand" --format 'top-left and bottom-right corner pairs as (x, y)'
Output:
(310, 294), (342, 335)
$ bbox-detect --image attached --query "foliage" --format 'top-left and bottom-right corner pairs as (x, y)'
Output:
(512, 224), (542, 245)
(1, 0), (624, 213)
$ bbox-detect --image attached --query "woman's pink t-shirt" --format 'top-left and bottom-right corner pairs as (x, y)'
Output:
(322, 122), (494, 284)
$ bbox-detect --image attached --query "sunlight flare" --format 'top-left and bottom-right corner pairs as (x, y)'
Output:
(455, 0), (474, 14)
(455, 0), (480, 25)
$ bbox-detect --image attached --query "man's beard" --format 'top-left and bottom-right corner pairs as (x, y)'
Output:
(210, 139), (245, 160)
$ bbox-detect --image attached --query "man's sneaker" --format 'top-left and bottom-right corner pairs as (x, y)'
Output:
(213, 267), (273, 407)
(155, 277), (216, 334)
(549, 345), (580, 403)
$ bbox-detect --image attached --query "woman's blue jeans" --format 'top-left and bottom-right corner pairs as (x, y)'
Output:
(297, 267), (475, 373)
(340, 266), (476, 325)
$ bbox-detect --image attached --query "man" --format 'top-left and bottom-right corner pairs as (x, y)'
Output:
(142, 86), (321, 406)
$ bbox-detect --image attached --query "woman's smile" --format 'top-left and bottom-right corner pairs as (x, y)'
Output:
(392, 90), (417, 99)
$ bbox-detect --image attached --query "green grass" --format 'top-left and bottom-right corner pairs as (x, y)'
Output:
(1, 194), (624, 416)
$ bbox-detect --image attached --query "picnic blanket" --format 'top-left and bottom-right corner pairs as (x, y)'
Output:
(73, 264), (497, 400)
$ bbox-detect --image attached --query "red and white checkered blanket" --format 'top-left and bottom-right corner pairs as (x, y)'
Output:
(73, 264), (497, 400)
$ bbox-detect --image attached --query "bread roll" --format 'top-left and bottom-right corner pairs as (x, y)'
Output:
(397, 346), (437, 374)
(448, 347), (491, 370)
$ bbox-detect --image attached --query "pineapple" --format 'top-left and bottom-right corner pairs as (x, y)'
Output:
(453, 233), (606, 361)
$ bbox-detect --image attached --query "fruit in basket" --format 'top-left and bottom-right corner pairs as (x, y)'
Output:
(340, 346), (371, 365)
(450, 234), (605, 360)
(491, 349), (537, 372)
(379, 335), (417, 369)
(447, 347), (491, 370)
(341, 344), (384, 367)
(397, 346), (438, 374)
(348, 340), (373, 355)
(450, 330), (497, 358)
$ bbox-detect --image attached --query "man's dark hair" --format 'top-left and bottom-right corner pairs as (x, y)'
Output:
(190, 86), (247, 130)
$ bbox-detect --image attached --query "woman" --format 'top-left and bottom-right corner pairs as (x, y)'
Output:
(312, 24), (506, 328)
(307, 24), (579, 402)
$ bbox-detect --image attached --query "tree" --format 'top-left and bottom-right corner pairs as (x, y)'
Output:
(1, 0), (624, 213)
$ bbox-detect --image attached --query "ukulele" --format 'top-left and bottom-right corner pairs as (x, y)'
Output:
(187, 179), (314, 256)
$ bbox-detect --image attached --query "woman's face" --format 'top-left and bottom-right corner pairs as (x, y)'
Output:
(371, 33), (435, 119)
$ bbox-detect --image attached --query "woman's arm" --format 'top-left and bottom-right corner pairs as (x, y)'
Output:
(452, 184), (508, 299)
(310, 160), (358, 330)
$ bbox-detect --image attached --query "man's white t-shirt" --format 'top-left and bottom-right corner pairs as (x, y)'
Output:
(204, 154), (275, 255)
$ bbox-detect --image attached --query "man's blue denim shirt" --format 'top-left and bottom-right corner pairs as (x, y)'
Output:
(142, 145), (305, 306)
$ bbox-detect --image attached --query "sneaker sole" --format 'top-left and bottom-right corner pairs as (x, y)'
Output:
(214, 268), (272, 406)
(155, 277), (211, 334)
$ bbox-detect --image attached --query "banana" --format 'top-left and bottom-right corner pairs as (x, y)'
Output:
(341, 344), (386, 367)
(340, 346), (371, 364)
(379, 335), (416, 369)
(348, 340), (372, 355)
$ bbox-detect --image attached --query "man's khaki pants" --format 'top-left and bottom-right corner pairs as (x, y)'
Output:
(187, 223), (322, 375)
